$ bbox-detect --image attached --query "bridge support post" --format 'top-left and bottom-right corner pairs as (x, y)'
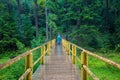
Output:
(41, 46), (45, 64)
(25, 53), (33, 80)
(51, 40), (54, 47)
(63, 39), (65, 48)
(49, 41), (52, 49)
(53, 39), (55, 47)
(66, 41), (69, 53)
(68, 42), (70, 55)
(47, 42), (50, 55)
(81, 51), (88, 80)
(72, 45), (76, 64)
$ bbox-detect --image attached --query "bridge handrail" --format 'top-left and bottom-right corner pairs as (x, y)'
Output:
(0, 39), (56, 80)
(70, 42), (120, 69)
(62, 39), (120, 80)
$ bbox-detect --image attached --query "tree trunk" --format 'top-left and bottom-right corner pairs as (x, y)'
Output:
(34, 0), (39, 37)
(45, 1), (49, 42)
(105, 0), (109, 30)
(77, 7), (81, 29)
(6, 0), (11, 13)
(16, 0), (22, 36)
(65, 1), (69, 40)
(50, 26), (52, 40)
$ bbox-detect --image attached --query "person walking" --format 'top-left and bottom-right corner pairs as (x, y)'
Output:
(57, 35), (62, 45)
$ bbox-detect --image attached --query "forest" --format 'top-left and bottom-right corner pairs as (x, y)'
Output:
(0, 0), (120, 53)
(0, 0), (120, 80)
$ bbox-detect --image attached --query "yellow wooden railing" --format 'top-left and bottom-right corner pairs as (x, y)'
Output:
(0, 39), (56, 80)
(62, 39), (120, 80)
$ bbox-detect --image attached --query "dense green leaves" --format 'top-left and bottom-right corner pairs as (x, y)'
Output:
(0, 0), (120, 53)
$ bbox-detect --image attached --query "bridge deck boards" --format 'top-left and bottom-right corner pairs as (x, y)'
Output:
(33, 45), (81, 80)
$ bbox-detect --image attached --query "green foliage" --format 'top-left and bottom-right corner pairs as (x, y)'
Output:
(76, 53), (120, 80)
(0, 58), (25, 80)
(20, 14), (35, 46)
(48, 13), (57, 35)
(115, 44), (120, 52)
(16, 40), (25, 50)
(88, 53), (120, 80)
(69, 25), (103, 50)
(0, 9), (19, 53)
(31, 34), (45, 48)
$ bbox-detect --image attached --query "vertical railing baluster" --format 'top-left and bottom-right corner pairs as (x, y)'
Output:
(41, 46), (45, 64)
(66, 41), (68, 54)
(68, 42), (70, 55)
(25, 52), (33, 80)
(81, 51), (88, 80)
(72, 45), (76, 64)
(65, 41), (67, 52)
(47, 42), (50, 55)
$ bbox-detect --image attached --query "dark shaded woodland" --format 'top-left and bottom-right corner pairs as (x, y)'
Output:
(0, 0), (120, 53)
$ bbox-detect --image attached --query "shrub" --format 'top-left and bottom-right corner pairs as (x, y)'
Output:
(31, 34), (45, 48)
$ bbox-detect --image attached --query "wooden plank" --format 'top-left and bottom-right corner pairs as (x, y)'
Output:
(19, 68), (31, 80)
(33, 45), (81, 80)
(83, 65), (99, 80)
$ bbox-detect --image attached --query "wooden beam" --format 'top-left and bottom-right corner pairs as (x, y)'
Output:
(81, 51), (88, 80)
(25, 53), (33, 80)
(72, 45), (76, 64)
(85, 50), (120, 69)
(83, 65), (99, 80)
(19, 68), (31, 80)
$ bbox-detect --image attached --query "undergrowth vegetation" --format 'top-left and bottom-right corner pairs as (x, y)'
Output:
(0, 48), (41, 80)
(76, 52), (120, 80)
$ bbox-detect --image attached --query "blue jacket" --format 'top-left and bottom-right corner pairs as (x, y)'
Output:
(57, 35), (62, 44)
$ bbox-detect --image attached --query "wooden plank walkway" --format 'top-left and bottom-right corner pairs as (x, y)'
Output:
(33, 45), (81, 80)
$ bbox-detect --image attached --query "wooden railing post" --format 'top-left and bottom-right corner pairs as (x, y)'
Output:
(25, 53), (33, 80)
(72, 45), (76, 64)
(53, 39), (55, 47)
(66, 41), (68, 53)
(81, 51), (88, 80)
(47, 42), (50, 55)
(62, 39), (63, 46)
(41, 46), (45, 64)
(63, 40), (64, 47)
(66, 41), (68, 54)
(68, 42), (70, 55)
(50, 40), (53, 48)
(52, 39), (54, 47)
(54, 39), (55, 46)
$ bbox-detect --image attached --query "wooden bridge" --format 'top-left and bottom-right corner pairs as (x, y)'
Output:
(0, 39), (120, 80)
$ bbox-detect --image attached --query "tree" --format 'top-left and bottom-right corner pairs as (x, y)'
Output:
(6, 0), (11, 13)
(45, 0), (49, 42)
(33, 0), (39, 37)
(16, 0), (22, 38)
